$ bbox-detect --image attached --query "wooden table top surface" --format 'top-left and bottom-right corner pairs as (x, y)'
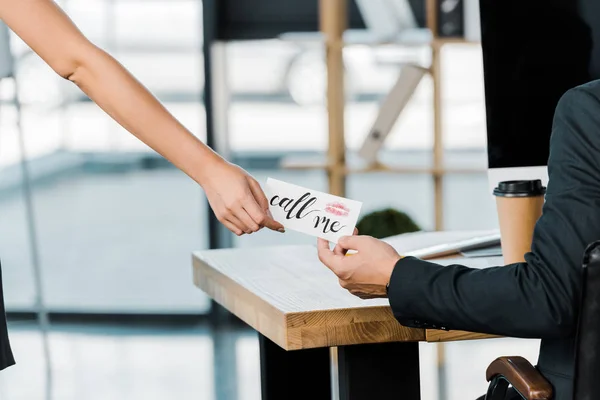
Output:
(193, 245), (500, 350)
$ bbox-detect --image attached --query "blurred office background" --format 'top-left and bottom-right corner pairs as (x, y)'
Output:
(0, 0), (539, 399)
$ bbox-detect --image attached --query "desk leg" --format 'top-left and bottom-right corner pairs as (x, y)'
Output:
(337, 342), (421, 400)
(259, 334), (331, 400)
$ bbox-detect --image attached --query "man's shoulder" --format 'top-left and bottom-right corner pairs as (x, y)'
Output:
(553, 80), (600, 146)
(555, 80), (600, 116)
(564, 80), (600, 102)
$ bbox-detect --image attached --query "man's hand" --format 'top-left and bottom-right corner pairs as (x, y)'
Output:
(317, 233), (402, 299)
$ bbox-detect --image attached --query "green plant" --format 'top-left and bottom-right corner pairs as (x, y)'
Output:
(356, 208), (420, 239)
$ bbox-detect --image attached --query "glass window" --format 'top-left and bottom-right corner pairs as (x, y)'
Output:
(1, 0), (209, 314)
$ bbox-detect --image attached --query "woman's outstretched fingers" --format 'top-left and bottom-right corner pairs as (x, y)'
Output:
(247, 178), (285, 232)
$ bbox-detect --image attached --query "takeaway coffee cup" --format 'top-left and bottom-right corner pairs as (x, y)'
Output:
(493, 180), (546, 264)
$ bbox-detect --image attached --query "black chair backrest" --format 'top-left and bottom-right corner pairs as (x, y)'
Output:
(573, 241), (600, 400)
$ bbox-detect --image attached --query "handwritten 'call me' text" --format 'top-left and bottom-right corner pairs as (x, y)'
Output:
(269, 192), (347, 234)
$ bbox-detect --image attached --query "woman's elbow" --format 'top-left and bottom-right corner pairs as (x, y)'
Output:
(50, 55), (82, 81)
(52, 44), (103, 84)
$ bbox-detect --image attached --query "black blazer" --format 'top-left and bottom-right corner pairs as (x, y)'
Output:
(388, 80), (600, 400)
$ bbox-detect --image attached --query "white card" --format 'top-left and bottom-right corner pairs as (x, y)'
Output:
(265, 178), (363, 243)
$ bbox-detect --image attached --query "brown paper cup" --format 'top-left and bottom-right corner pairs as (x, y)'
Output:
(493, 180), (546, 264)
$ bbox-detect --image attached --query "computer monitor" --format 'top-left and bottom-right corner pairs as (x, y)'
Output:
(480, 0), (595, 193)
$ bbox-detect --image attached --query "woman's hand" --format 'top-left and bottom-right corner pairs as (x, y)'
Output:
(200, 158), (284, 236)
(317, 233), (401, 299)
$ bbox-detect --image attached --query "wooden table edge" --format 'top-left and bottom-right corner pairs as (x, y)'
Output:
(426, 329), (501, 342)
(284, 307), (426, 350)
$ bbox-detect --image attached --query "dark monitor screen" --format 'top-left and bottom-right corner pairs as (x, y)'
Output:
(215, 0), (365, 40)
(210, 0), (426, 41)
(480, 0), (596, 169)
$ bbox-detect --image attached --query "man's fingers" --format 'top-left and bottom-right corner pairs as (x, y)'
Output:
(317, 237), (331, 254)
(333, 229), (358, 255)
(333, 243), (348, 256)
(317, 238), (343, 273)
(337, 235), (367, 251)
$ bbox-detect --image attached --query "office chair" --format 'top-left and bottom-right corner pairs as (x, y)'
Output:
(484, 240), (600, 400)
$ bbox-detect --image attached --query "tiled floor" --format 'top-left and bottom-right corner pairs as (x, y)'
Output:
(0, 321), (541, 400)
(0, 320), (218, 400)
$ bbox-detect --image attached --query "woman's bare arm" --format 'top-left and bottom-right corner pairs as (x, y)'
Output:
(0, 0), (284, 235)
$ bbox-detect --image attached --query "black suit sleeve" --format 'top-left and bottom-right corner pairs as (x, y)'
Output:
(388, 83), (600, 338)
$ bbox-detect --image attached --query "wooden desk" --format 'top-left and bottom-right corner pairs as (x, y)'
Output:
(193, 245), (499, 400)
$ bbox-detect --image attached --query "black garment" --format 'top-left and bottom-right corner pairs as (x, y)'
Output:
(388, 80), (600, 400)
(0, 261), (15, 370)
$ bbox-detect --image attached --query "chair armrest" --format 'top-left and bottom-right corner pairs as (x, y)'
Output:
(486, 356), (553, 400)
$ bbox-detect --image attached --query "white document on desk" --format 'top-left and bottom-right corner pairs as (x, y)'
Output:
(265, 178), (363, 243)
(382, 230), (500, 259)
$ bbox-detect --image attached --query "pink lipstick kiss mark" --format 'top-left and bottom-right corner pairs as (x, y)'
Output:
(325, 202), (350, 217)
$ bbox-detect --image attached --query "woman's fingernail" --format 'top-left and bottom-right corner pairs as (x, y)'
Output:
(278, 228), (285, 233)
